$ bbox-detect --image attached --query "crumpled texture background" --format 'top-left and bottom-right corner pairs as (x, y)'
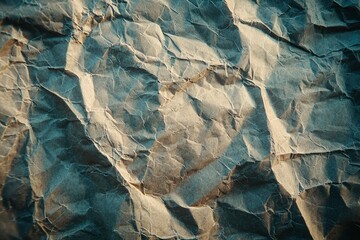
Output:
(1, 0), (360, 239)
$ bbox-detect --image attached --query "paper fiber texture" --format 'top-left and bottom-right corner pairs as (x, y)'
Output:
(0, 0), (359, 239)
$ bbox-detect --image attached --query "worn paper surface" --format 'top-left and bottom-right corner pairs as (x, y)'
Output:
(1, 0), (360, 239)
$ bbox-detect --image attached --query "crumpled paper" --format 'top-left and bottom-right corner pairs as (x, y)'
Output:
(1, 0), (360, 239)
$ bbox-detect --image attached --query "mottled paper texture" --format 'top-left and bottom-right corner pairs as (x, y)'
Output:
(1, 0), (360, 239)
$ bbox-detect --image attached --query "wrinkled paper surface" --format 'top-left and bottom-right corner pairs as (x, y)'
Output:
(1, 0), (360, 239)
